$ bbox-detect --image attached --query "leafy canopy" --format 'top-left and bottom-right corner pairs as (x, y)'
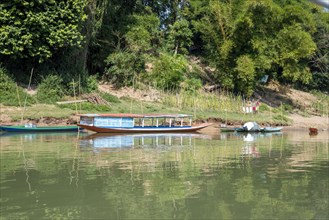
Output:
(0, 0), (87, 62)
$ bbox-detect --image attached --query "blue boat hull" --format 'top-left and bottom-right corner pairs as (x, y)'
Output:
(0, 125), (82, 133)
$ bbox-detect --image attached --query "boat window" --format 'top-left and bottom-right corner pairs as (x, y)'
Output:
(80, 117), (93, 125)
(94, 117), (134, 128)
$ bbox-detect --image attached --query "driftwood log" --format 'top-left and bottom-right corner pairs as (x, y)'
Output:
(82, 93), (110, 105)
(56, 100), (87, 104)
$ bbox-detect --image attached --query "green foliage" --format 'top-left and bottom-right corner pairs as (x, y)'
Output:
(193, 0), (319, 94)
(282, 103), (293, 112)
(0, 0), (87, 62)
(0, 66), (34, 106)
(126, 10), (160, 53)
(181, 78), (202, 93)
(235, 55), (255, 97)
(36, 75), (64, 104)
(86, 75), (99, 93)
(168, 19), (193, 55)
(258, 103), (270, 112)
(1, 0), (328, 101)
(100, 92), (120, 103)
(58, 102), (110, 112)
(149, 53), (187, 91)
(272, 114), (289, 123)
(104, 51), (144, 87)
(307, 11), (329, 92)
(276, 24), (316, 83)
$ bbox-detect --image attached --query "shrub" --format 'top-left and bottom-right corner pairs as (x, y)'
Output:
(105, 51), (144, 87)
(37, 75), (64, 104)
(273, 114), (289, 123)
(258, 103), (270, 112)
(100, 93), (120, 103)
(282, 103), (293, 112)
(181, 78), (202, 93)
(0, 67), (34, 106)
(150, 53), (187, 91)
(86, 75), (99, 93)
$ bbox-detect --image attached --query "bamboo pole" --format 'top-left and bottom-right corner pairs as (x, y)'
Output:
(325, 103), (329, 159)
(78, 74), (82, 111)
(21, 67), (34, 123)
(269, 103), (272, 126)
(72, 79), (78, 115)
(16, 83), (22, 108)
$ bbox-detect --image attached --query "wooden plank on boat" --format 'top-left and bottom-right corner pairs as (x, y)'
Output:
(56, 100), (88, 104)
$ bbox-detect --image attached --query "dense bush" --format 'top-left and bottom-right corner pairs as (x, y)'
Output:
(104, 51), (145, 87)
(36, 75), (64, 104)
(149, 53), (187, 91)
(181, 78), (202, 93)
(86, 75), (99, 93)
(307, 72), (329, 93)
(258, 103), (270, 112)
(0, 66), (34, 106)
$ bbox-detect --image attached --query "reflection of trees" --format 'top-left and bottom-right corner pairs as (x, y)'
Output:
(1, 133), (328, 219)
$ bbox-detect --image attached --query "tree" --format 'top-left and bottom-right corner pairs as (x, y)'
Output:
(168, 19), (193, 55)
(0, 0), (87, 63)
(192, 0), (318, 96)
(125, 9), (160, 53)
(103, 7), (160, 87)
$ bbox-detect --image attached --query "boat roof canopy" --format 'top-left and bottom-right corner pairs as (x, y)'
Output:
(78, 113), (193, 118)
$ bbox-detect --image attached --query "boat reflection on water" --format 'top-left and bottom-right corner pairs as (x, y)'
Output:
(240, 132), (283, 142)
(218, 132), (283, 158)
(80, 132), (212, 152)
(0, 131), (86, 141)
(220, 131), (283, 140)
(239, 132), (283, 158)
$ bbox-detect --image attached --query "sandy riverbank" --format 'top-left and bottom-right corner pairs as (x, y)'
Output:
(285, 113), (329, 131)
(1, 107), (328, 131)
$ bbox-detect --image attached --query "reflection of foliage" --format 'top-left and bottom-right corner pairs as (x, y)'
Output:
(45, 207), (81, 219)
(1, 134), (328, 219)
(235, 176), (253, 203)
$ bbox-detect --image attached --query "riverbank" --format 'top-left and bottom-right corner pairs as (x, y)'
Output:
(283, 113), (328, 131)
(1, 83), (328, 130)
(1, 104), (327, 131)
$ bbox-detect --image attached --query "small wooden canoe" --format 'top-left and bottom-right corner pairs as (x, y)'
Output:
(0, 125), (82, 133)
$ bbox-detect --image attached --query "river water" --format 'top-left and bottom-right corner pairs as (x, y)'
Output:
(0, 130), (328, 220)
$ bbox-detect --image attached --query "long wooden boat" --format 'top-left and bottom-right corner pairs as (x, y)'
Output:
(0, 125), (82, 133)
(77, 113), (212, 133)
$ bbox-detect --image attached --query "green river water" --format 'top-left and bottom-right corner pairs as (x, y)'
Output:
(0, 130), (328, 219)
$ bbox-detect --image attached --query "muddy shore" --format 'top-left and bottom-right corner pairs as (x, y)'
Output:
(1, 113), (328, 131)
